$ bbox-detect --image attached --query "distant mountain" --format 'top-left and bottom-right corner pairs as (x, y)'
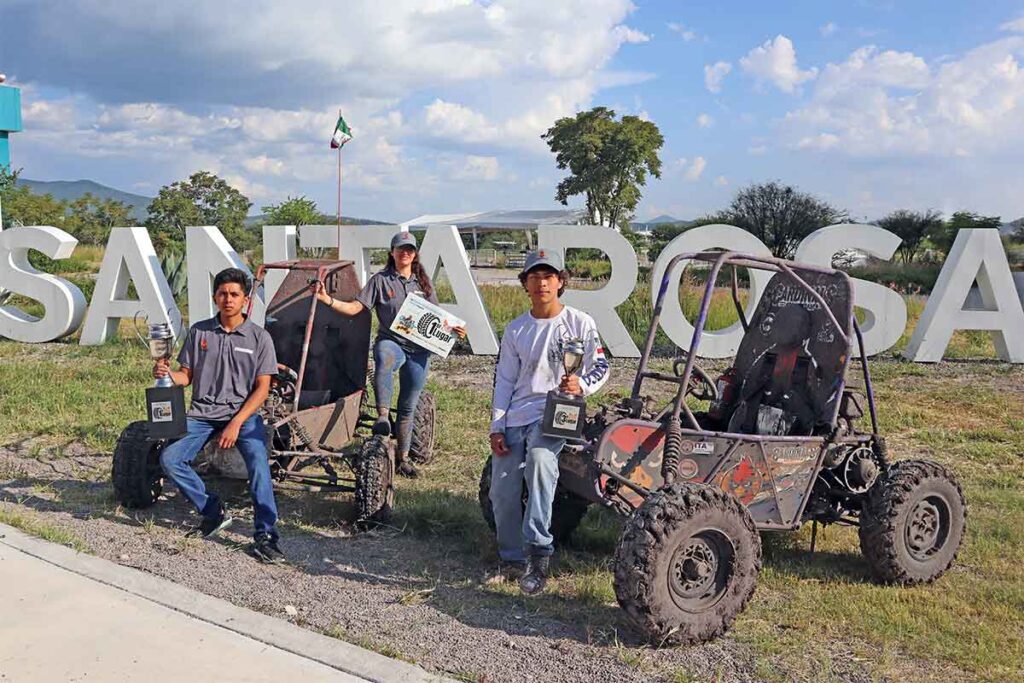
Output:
(20, 179), (153, 223)
(644, 214), (687, 225)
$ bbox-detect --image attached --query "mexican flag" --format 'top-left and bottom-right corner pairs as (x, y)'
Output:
(330, 114), (352, 149)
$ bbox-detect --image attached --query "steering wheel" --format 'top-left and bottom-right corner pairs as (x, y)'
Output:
(672, 352), (719, 402)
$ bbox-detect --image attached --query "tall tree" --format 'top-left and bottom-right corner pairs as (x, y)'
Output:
(722, 181), (847, 258)
(262, 195), (320, 227)
(146, 171), (252, 250)
(876, 209), (944, 263)
(0, 183), (65, 229)
(65, 193), (134, 245)
(542, 107), (663, 229)
(929, 211), (1002, 255)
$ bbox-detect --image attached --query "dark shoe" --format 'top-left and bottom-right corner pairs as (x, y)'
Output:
(189, 506), (233, 538)
(372, 418), (391, 437)
(519, 555), (551, 596)
(501, 561), (528, 581)
(250, 533), (286, 564)
(396, 458), (418, 478)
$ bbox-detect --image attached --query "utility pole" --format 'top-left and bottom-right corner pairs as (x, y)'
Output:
(0, 73), (24, 229)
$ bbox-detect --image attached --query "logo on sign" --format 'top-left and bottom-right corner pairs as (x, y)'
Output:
(417, 313), (453, 343)
(151, 401), (174, 423)
(552, 404), (581, 430)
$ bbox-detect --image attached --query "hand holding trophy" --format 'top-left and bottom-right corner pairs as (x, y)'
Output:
(541, 335), (588, 440)
(136, 316), (187, 440)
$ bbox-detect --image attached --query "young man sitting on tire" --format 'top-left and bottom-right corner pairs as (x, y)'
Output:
(153, 268), (285, 564)
(489, 250), (609, 595)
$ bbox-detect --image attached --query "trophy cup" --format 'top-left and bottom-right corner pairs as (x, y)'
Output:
(143, 321), (187, 440)
(541, 336), (588, 440)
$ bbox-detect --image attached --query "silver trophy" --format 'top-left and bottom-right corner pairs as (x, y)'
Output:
(147, 321), (176, 388)
(541, 334), (588, 439)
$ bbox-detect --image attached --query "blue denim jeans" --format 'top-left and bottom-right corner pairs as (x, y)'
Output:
(489, 420), (566, 562)
(159, 414), (279, 540)
(373, 338), (431, 456)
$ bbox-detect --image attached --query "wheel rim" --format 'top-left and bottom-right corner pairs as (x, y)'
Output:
(668, 529), (734, 612)
(905, 494), (950, 562)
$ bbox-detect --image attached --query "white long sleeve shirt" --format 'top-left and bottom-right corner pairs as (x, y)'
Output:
(490, 305), (610, 433)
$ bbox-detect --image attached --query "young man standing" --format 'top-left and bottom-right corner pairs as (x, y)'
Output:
(154, 268), (284, 563)
(489, 250), (609, 595)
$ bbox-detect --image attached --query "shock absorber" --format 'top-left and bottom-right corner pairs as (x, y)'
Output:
(662, 416), (682, 488)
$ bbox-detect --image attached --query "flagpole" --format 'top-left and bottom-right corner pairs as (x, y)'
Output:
(336, 108), (343, 260)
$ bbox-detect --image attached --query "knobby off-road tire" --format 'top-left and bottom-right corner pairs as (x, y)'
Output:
(408, 390), (437, 465)
(613, 483), (761, 646)
(477, 455), (590, 545)
(112, 421), (164, 509)
(859, 459), (966, 585)
(355, 435), (394, 526)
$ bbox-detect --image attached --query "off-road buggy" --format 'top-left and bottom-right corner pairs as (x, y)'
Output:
(112, 259), (437, 525)
(480, 251), (967, 645)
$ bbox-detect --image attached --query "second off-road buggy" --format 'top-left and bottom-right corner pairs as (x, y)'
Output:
(480, 251), (967, 645)
(112, 259), (436, 525)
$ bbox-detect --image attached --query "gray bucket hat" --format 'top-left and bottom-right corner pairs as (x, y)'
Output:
(520, 249), (564, 276)
(391, 231), (418, 250)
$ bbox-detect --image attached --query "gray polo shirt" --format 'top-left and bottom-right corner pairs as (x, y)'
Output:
(177, 316), (278, 420)
(356, 267), (439, 351)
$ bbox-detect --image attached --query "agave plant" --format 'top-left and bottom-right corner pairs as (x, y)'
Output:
(159, 249), (188, 304)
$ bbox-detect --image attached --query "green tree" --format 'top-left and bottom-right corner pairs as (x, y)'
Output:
(876, 209), (944, 263)
(64, 193), (134, 245)
(542, 107), (663, 229)
(929, 211), (1002, 255)
(147, 171), (253, 250)
(722, 182), (847, 258)
(0, 184), (66, 229)
(261, 195), (320, 227)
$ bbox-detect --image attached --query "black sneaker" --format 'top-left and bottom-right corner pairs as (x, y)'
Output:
(372, 418), (391, 437)
(519, 555), (551, 596)
(250, 533), (286, 564)
(189, 507), (233, 538)
(396, 458), (418, 478)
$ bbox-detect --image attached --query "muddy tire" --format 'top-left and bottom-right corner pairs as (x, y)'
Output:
(613, 483), (760, 646)
(859, 459), (966, 585)
(408, 390), (437, 465)
(355, 435), (394, 526)
(477, 455), (590, 545)
(112, 421), (164, 509)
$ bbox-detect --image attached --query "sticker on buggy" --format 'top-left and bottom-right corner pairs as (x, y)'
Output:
(551, 404), (582, 431)
(678, 458), (700, 479)
(150, 401), (173, 423)
(692, 441), (715, 455)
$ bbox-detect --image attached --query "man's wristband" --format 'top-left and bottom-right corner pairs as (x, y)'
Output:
(329, 296), (336, 308)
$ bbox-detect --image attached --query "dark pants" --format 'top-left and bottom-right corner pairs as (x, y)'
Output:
(373, 338), (431, 456)
(159, 414), (279, 540)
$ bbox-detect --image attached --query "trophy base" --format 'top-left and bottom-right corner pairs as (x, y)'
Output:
(541, 390), (586, 441)
(146, 385), (187, 440)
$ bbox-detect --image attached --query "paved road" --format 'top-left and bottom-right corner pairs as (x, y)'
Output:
(0, 524), (453, 683)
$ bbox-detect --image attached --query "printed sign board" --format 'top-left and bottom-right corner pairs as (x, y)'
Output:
(389, 293), (465, 357)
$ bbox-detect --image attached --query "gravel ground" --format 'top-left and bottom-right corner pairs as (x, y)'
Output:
(0, 441), (759, 683)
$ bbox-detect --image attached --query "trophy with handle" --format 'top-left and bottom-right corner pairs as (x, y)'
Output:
(141, 319), (187, 440)
(541, 335), (588, 440)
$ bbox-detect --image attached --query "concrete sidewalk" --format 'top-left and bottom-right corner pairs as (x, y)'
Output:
(0, 523), (453, 683)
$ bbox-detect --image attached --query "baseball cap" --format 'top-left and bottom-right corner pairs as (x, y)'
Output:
(520, 249), (564, 276)
(391, 231), (418, 250)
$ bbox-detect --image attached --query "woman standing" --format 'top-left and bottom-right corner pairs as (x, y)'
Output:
(313, 231), (462, 477)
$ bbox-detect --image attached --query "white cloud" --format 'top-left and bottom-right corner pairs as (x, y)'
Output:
(748, 144), (767, 155)
(704, 61), (732, 93)
(683, 156), (706, 181)
(696, 113), (714, 128)
(820, 22), (838, 38)
(781, 38), (1024, 157)
(667, 22), (698, 42)
(451, 155), (500, 181)
(714, 175), (728, 187)
(1000, 16), (1024, 32)
(740, 35), (818, 93)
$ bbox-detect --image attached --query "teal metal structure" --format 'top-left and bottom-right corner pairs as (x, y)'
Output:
(0, 84), (22, 171)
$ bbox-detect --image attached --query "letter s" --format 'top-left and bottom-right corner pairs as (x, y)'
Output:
(0, 226), (87, 343)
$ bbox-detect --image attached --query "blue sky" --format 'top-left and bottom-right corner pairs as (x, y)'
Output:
(2, 0), (1023, 223)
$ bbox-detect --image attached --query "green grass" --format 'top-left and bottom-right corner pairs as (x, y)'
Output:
(0, 505), (89, 552)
